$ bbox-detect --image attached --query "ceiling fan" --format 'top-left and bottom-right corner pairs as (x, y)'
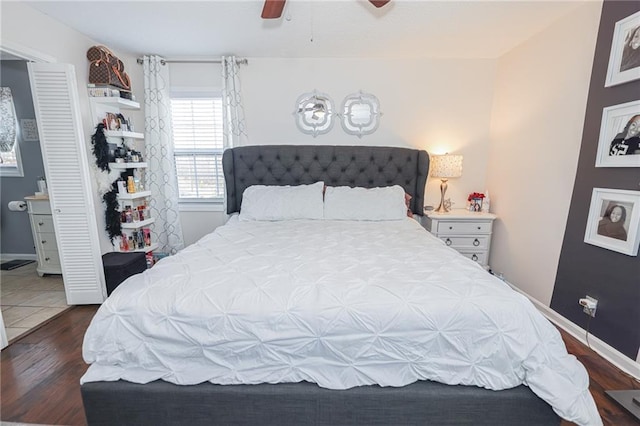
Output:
(261, 0), (391, 19)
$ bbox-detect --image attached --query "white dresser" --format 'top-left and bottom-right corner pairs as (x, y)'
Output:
(25, 196), (62, 276)
(422, 209), (497, 268)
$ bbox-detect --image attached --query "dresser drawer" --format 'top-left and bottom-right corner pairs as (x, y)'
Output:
(32, 215), (55, 233)
(36, 232), (59, 253)
(28, 200), (52, 214)
(39, 249), (61, 269)
(458, 250), (488, 265)
(440, 235), (489, 250)
(436, 221), (492, 235)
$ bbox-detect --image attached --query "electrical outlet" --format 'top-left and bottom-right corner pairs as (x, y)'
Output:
(579, 296), (598, 317)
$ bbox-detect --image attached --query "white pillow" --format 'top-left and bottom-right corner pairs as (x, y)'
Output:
(324, 185), (408, 221)
(239, 181), (325, 221)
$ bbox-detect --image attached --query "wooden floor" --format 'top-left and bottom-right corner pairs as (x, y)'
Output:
(1, 306), (639, 425)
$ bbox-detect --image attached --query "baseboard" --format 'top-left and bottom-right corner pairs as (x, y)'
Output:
(1, 253), (37, 261)
(505, 281), (640, 381)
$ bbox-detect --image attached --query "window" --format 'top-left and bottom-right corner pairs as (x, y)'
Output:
(0, 87), (23, 177)
(0, 144), (23, 177)
(170, 94), (224, 203)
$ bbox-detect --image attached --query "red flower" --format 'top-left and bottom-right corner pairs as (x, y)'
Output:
(467, 192), (485, 202)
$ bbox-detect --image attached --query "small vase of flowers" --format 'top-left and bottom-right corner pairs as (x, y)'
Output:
(468, 192), (485, 212)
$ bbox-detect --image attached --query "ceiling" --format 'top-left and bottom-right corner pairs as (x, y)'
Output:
(25, 0), (586, 59)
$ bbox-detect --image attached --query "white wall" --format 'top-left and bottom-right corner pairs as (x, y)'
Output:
(242, 58), (497, 210)
(486, 2), (602, 305)
(1, 2), (144, 255)
(171, 57), (498, 243)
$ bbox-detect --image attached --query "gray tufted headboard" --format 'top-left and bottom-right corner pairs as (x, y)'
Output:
(223, 145), (430, 215)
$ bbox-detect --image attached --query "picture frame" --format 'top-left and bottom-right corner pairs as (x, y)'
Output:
(584, 188), (640, 256)
(595, 100), (640, 167)
(605, 10), (640, 87)
(19, 119), (39, 142)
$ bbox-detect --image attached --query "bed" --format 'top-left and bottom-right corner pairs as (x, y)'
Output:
(80, 145), (601, 425)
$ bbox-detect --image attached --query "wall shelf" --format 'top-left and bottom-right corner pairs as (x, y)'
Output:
(109, 162), (148, 169)
(117, 191), (151, 201)
(116, 242), (158, 254)
(121, 218), (155, 229)
(89, 94), (158, 260)
(105, 130), (144, 139)
(89, 97), (140, 110)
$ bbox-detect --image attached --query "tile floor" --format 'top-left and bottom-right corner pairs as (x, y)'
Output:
(1, 261), (68, 344)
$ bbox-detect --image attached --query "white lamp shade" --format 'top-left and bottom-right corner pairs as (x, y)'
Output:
(430, 154), (463, 178)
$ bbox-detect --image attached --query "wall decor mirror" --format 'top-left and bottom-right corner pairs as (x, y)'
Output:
(339, 91), (382, 138)
(293, 90), (334, 137)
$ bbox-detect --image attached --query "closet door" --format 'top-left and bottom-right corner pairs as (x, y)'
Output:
(28, 62), (106, 304)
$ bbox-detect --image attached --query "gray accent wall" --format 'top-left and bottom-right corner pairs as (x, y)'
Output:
(0, 60), (45, 255)
(552, 1), (640, 360)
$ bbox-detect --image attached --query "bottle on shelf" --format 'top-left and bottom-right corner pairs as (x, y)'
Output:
(127, 176), (136, 193)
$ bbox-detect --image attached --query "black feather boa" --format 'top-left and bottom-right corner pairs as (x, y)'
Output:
(91, 123), (110, 172)
(103, 184), (121, 243)
(92, 123), (121, 243)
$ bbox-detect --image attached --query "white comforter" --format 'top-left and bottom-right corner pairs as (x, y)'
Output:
(82, 217), (601, 425)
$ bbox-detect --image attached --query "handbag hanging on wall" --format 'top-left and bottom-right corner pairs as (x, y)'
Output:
(86, 45), (131, 90)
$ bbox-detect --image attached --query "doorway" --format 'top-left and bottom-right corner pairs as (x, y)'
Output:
(0, 49), (70, 346)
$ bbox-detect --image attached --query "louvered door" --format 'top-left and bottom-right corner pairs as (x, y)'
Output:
(28, 63), (106, 304)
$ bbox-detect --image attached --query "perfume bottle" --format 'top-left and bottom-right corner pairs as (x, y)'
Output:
(127, 176), (136, 193)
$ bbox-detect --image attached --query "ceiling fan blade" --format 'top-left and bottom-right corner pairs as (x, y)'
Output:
(369, 0), (391, 7)
(261, 0), (286, 19)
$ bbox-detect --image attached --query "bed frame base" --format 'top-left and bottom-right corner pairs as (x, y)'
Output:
(81, 380), (559, 425)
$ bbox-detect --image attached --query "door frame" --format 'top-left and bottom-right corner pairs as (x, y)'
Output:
(0, 42), (54, 349)
(1, 41), (107, 305)
(0, 40), (56, 64)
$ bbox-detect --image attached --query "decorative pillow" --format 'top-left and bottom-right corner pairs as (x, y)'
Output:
(239, 181), (325, 221)
(324, 185), (408, 221)
(404, 192), (414, 218)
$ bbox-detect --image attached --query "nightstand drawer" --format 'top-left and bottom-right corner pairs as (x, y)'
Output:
(437, 221), (492, 234)
(440, 235), (489, 250)
(458, 250), (488, 265)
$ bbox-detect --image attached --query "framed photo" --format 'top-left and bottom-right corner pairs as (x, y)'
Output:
(605, 10), (640, 87)
(19, 119), (39, 142)
(584, 188), (640, 256)
(595, 100), (640, 167)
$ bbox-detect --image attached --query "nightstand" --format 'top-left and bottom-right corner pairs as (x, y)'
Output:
(422, 209), (497, 267)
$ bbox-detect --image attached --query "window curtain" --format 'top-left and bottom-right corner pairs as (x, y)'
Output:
(221, 56), (248, 214)
(221, 56), (248, 149)
(0, 88), (17, 152)
(142, 55), (185, 255)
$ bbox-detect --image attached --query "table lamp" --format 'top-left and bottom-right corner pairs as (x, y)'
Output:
(430, 153), (463, 213)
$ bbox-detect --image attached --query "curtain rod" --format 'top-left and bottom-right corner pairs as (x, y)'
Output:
(136, 57), (248, 66)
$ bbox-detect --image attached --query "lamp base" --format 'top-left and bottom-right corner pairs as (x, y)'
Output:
(434, 204), (449, 213)
(434, 179), (450, 213)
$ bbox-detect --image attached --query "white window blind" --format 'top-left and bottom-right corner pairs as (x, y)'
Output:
(170, 97), (224, 201)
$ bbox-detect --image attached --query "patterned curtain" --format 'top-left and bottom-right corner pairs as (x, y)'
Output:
(142, 55), (185, 255)
(0, 88), (17, 152)
(221, 56), (248, 149)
